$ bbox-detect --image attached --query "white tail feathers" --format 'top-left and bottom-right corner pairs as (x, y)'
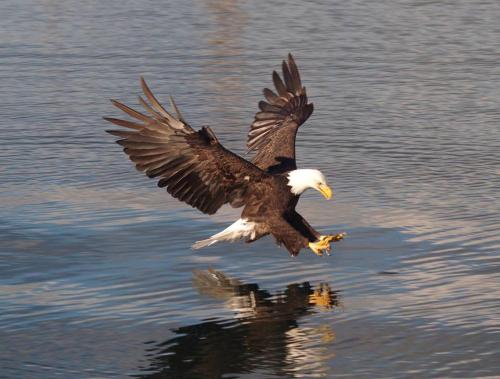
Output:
(192, 219), (257, 249)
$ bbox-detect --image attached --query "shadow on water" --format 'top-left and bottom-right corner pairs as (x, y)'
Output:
(135, 269), (341, 379)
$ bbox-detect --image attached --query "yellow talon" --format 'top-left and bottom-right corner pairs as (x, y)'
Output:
(308, 235), (333, 256)
(332, 232), (347, 242)
(308, 233), (346, 256)
(308, 241), (324, 256)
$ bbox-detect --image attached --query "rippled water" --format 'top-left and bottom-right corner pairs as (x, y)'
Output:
(1, 0), (500, 378)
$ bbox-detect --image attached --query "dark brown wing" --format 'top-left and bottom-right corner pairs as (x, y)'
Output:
(105, 78), (267, 215)
(247, 54), (314, 174)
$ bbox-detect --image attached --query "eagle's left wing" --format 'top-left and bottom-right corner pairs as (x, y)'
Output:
(247, 54), (314, 174)
(105, 78), (267, 215)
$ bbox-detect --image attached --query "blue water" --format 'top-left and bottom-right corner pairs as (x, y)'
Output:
(1, 0), (499, 378)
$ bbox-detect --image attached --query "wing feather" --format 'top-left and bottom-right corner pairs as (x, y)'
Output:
(287, 53), (302, 93)
(247, 54), (314, 174)
(263, 88), (280, 104)
(272, 71), (289, 98)
(103, 117), (143, 131)
(110, 99), (150, 123)
(282, 60), (294, 92)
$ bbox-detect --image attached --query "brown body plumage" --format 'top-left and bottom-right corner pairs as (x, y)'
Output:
(105, 54), (342, 256)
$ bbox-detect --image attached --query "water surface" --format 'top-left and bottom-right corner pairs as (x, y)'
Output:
(1, 0), (499, 378)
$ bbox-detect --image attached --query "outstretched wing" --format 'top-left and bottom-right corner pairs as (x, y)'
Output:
(105, 78), (266, 215)
(247, 54), (314, 174)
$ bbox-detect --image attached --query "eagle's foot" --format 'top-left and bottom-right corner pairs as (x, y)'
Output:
(308, 233), (347, 256)
(332, 232), (347, 242)
(309, 235), (334, 256)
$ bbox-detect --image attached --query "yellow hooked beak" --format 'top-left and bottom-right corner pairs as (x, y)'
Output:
(317, 183), (333, 200)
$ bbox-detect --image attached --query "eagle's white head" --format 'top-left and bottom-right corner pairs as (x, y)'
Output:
(287, 169), (333, 199)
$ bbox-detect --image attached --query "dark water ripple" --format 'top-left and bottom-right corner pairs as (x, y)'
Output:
(1, 0), (500, 378)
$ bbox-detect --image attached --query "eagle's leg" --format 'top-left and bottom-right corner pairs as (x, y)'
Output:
(308, 233), (346, 256)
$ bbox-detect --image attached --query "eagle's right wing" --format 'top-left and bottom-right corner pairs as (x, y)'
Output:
(105, 78), (267, 215)
(247, 54), (314, 174)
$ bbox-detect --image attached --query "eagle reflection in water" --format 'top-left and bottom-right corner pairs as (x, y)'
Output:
(135, 269), (341, 379)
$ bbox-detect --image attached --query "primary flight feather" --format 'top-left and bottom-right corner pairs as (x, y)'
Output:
(105, 54), (345, 256)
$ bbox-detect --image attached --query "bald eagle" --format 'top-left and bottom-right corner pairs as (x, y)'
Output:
(105, 54), (345, 256)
